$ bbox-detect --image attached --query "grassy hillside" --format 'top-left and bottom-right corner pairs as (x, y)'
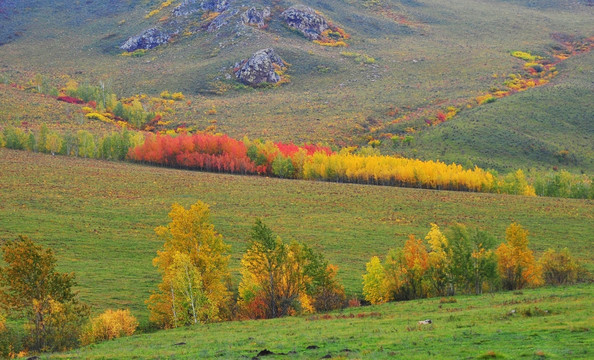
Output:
(395, 51), (594, 173)
(0, 0), (592, 171)
(1, 149), (592, 322)
(50, 284), (594, 359)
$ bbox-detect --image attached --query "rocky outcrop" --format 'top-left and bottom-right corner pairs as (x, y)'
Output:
(241, 7), (271, 28)
(201, 0), (230, 13)
(120, 28), (170, 52)
(172, 0), (201, 17)
(281, 5), (328, 40)
(235, 48), (286, 86)
(207, 9), (238, 32)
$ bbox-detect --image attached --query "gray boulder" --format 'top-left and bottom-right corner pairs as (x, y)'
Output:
(281, 5), (328, 40)
(241, 7), (271, 28)
(172, 0), (201, 17)
(235, 48), (286, 86)
(120, 28), (170, 52)
(201, 0), (230, 13)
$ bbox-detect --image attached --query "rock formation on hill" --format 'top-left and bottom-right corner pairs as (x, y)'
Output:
(120, 28), (171, 52)
(241, 7), (271, 28)
(234, 48), (286, 86)
(281, 5), (329, 40)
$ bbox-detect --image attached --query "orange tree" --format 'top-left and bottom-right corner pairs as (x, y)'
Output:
(496, 223), (543, 290)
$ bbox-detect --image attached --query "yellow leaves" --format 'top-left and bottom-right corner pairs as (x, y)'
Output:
(511, 51), (542, 62)
(149, 201), (231, 328)
(171, 92), (185, 101)
(145, 0), (173, 19)
(300, 152), (496, 192)
(299, 293), (315, 314)
(0, 311), (6, 333)
(80, 309), (138, 345)
(476, 94), (495, 105)
(86, 112), (112, 123)
(362, 256), (388, 305)
(496, 223), (542, 290)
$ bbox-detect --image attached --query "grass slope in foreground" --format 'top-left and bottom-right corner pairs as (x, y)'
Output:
(1, 149), (593, 323)
(51, 284), (594, 359)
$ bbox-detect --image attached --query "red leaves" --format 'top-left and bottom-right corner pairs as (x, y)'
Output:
(128, 133), (257, 174)
(275, 142), (333, 157)
(56, 96), (85, 104)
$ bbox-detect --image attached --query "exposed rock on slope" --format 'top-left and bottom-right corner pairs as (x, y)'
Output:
(281, 5), (328, 40)
(201, 0), (230, 13)
(207, 9), (238, 32)
(172, 0), (201, 17)
(120, 28), (171, 52)
(234, 48), (287, 86)
(241, 7), (271, 28)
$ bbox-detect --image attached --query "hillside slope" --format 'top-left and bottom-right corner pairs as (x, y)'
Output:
(49, 284), (594, 359)
(0, 0), (592, 171)
(1, 149), (592, 321)
(397, 51), (594, 172)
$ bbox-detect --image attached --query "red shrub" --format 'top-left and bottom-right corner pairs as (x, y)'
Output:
(57, 96), (85, 104)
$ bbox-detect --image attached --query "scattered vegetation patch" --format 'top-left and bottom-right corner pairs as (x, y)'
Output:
(340, 51), (376, 64)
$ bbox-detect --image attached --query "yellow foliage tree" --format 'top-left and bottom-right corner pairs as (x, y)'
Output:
(425, 223), (453, 296)
(0, 312), (5, 333)
(147, 201), (231, 328)
(539, 248), (581, 286)
(362, 256), (388, 305)
(496, 223), (542, 290)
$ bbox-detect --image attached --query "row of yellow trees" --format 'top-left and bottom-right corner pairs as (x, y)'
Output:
(362, 223), (588, 305)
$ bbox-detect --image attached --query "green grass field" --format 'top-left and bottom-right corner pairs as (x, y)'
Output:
(49, 284), (594, 359)
(1, 149), (592, 323)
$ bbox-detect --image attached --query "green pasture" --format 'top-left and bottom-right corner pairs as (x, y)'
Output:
(1, 149), (592, 323)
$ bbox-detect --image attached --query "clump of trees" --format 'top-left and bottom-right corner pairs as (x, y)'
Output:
(363, 223), (588, 305)
(1, 125), (144, 161)
(146, 202), (346, 328)
(2, 127), (592, 198)
(0, 236), (138, 357)
(0, 236), (89, 355)
(237, 220), (345, 319)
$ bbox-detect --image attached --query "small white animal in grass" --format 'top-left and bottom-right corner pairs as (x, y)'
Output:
(418, 319), (432, 325)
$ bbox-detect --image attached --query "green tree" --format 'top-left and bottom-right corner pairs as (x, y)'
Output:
(238, 220), (336, 318)
(0, 236), (89, 352)
(446, 224), (498, 295)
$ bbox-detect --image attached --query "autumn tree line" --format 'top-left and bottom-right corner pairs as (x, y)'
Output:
(362, 223), (590, 304)
(2, 127), (593, 199)
(1, 201), (590, 357)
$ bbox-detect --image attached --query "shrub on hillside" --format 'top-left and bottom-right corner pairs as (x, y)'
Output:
(540, 248), (590, 286)
(80, 309), (138, 345)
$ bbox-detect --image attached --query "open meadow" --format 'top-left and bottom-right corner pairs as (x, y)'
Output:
(1, 149), (592, 323)
(50, 284), (594, 359)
